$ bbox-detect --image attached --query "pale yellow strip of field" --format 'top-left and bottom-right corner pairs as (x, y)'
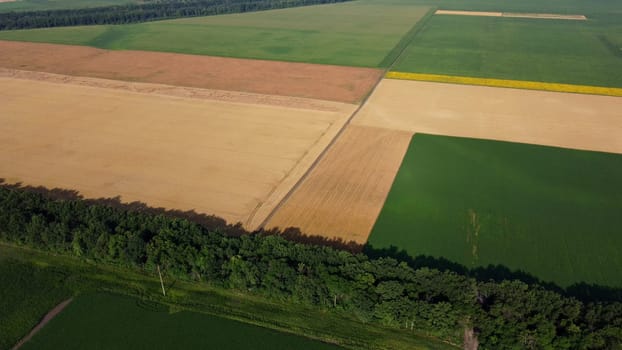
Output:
(435, 10), (502, 17)
(0, 77), (355, 230)
(265, 125), (413, 244)
(434, 9), (586, 20)
(386, 72), (622, 97)
(354, 78), (622, 154)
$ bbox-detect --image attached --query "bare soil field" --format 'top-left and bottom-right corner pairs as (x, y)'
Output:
(0, 76), (355, 229)
(0, 41), (382, 103)
(0, 68), (351, 112)
(435, 10), (586, 20)
(354, 79), (622, 154)
(265, 125), (412, 244)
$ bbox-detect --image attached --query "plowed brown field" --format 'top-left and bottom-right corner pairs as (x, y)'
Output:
(355, 79), (622, 154)
(265, 125), (412, 243)
(0, 76), (355, 229)
(0, 40), (382, 103)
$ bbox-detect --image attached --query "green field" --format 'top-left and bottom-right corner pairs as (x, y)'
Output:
(368, 134), (622, 288)
(21, 293), (340, 350)
(392, 14), (622, 87)
(0, 0), (138, 13)
(0, 260), (72, 350)
(0, 244), (456, 350)
(0, 0), (431, 67)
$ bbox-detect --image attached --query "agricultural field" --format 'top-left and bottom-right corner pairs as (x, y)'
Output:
(21, 293), (341, 350)
(391, 13), (622, 87)
(0, 41), (381, 103)
(0, 75), (355, 230)
(0, 259), (71, 350)
(266, 125), (412, 243)
(0, 0), (138, 12)
(354, 79), (622, 154)
(367, 134), (622, 288)
(0, 0), (431, 67)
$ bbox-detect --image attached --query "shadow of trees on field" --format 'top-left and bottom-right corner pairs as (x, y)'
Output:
(0, 179), (247, 236)
(362, 244), (622, 303)
(2, 179), (621, 303)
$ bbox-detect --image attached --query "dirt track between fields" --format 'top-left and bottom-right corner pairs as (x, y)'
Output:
(12, 299), (73, 350)
(354, 79), (622, 154)
(0, 41), (382, 103)
(0, 76), (354, 229)
(435, 10), (586, 20)
(266, 125), (412, 244)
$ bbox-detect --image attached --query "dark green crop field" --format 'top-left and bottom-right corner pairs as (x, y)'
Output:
(368, 134), (622, 288)
(0, 0), (430, 67)
(21, 293), (341, 350)
(392, 14), (622, 87)
(0, 260), (72, 350)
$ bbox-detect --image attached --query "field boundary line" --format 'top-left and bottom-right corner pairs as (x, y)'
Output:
(386, 71), (622, 97)
(257, 70), (391, 232)
(12, 298), (73, 350)
(378, 6), (437, 68)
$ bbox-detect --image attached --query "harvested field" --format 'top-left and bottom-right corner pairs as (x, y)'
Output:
(0, 69), (351, 112)
(265, 125), (412, 244)
(0, 41), (382, 103)
(435, 10), (502, 17)
(435, 10), (586, 20)
(354, 79), (622, 154)
(0, 76), (355, 229)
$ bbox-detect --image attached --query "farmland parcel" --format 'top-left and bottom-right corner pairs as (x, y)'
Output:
(21, 293), (341, 350)
(0, 75), (355, 230)
(355, 79), (622, 154)
(0, 41), (381, 103)
(392, 14), (622, 87)
(368, 134), (622, 288)
(0, 1), (431, 67)
(266, 125), (412, 243)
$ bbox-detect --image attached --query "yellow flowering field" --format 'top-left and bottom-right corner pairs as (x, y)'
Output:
(386, 71), (622, 97)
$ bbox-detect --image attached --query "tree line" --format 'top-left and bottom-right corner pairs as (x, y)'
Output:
(0, 0), (351, 30)
(0, 185), (621, 349)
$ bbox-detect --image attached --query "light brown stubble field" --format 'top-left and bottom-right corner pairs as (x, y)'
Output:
(0, 76), (355, 229)
(354, 79), (622, 154)
(265, 125), (412, 244)
(0, 41), (382, 103)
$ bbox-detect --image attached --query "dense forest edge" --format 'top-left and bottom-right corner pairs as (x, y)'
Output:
(0, 0), (352, 30)
(0, 182), (621, 349)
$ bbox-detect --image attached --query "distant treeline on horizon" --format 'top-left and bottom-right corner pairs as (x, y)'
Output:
(0, 0), (352, 30)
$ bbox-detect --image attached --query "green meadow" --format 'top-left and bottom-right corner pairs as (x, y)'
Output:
(21, 293), (341, 350)
(0, 0), (431, 67)
(368, 134), (622, 288)
(392, 14), (622, 87)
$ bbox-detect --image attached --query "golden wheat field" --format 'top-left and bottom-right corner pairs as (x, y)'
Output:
(0, 76), (355, 229)
(355, 78), (622, 154)
(266, 125), (413, 243)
